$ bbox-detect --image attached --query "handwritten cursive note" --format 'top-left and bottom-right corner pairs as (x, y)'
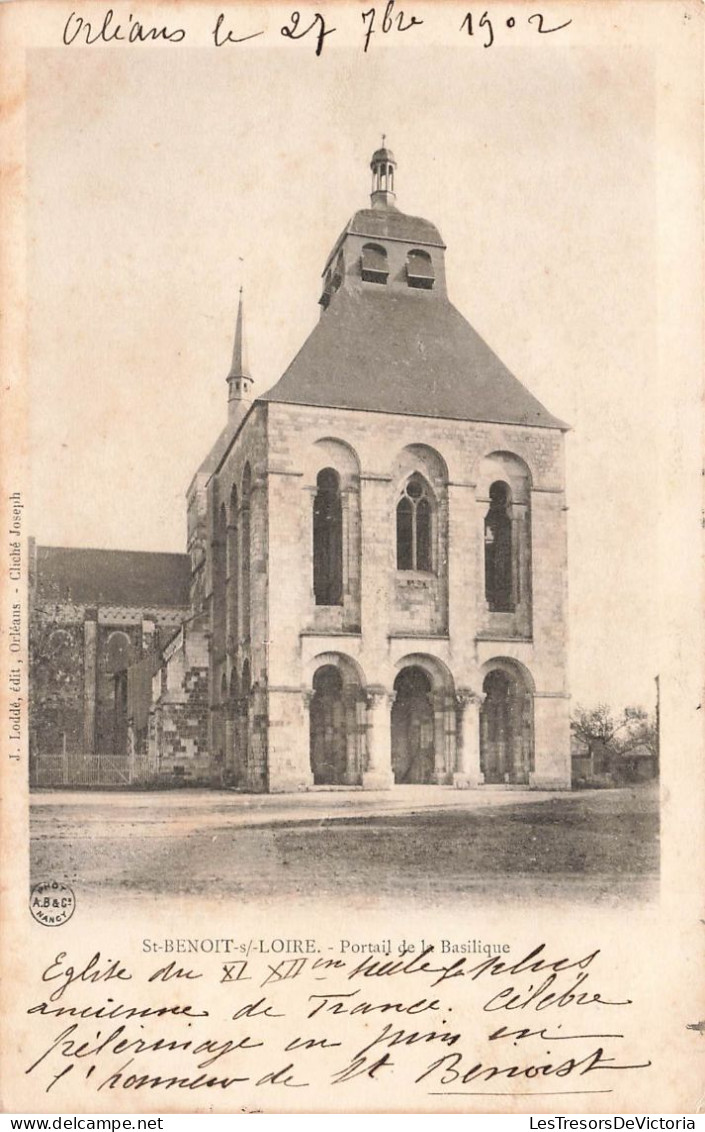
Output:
(60, 3), (573, 52)
(23, 940), (651, 1102)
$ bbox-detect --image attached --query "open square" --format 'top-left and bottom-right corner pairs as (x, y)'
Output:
(30, 782), (659, 911)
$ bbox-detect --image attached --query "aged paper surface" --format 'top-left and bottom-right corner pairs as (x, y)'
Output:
(1, 0), (703, 1115)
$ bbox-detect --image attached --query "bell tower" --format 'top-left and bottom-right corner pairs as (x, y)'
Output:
(370, 139), (397, 209)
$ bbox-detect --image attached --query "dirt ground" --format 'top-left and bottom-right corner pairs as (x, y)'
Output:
(30, 782), (659, 911)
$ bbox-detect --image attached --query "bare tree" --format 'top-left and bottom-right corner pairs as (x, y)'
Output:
(572, 704), (650, 780)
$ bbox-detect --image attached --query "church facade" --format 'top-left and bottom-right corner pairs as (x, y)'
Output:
(184, 147), (571, 793)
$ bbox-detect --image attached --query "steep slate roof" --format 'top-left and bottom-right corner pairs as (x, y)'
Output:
(347, 207), (444, 247)
(261, 289), (568, 430)
(197, 423), (234, 476)
(36, 546), (190, 607)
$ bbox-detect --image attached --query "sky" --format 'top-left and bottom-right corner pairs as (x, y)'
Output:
(24, 18), (689, 712)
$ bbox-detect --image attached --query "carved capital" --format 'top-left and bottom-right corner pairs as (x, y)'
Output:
(365, 686), (396, 711)
(455, 687), (485, 710)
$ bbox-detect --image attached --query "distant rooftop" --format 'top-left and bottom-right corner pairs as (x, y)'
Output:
(34, 545), (190, 608)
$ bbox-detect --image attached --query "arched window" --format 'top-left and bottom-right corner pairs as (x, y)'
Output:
(361, 243), (389, 284)
(485, 481), (513, 610)
(106, 631), (130, 673)
(241, 465), (251, 641)
(212, 502), (228, 659)
(313, 468), (343, 606)
(406, 249), (434, 290)
(397, 474), (433, 571)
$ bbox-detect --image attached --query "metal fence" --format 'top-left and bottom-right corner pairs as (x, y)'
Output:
(30, 752), (153, 788)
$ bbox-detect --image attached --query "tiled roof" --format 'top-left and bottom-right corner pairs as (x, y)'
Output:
(35, 546), (191, 608)
(261, 289), (568, 430)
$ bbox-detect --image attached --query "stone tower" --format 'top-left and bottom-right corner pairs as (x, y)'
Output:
(192, 146), (571, 792)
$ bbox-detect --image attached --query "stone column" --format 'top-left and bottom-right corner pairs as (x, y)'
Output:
(453, 688), (484, 788)
(476, 494), (492, 628)
(304, 486), (317, 606)
(302, 690), (315, 782)
(340, 486), (351, 601)
(433, 694), (448, 783)
(362, 687), (395, 790)
(340, 485), (361, 630)
(343, 688), (359, 785)
(511, 508), (520, 607)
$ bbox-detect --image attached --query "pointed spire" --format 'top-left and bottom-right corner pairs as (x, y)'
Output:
(228, 287), (251, 384)
(227, 288), (253, 426)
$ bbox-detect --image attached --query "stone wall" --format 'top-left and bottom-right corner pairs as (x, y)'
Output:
(178, 394), (570, 793)
(29, 544), (190, 780)
(207, 405), (270, 789)
(148, 628), (211, 782)
(261, 401), (570, 789)
(265, 402), (567, 688)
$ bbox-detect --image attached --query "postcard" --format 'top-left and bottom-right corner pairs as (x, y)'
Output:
(1, 0), (703, 1115)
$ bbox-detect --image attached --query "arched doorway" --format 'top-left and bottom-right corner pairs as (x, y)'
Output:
(391, 667), (435, 783)
(480, 666), (534, 784)
(310, 665), (348, 785)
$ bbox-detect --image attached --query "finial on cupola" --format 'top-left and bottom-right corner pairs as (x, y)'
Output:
(227, 287), (253, 426)
(370, 139), (397, 209)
